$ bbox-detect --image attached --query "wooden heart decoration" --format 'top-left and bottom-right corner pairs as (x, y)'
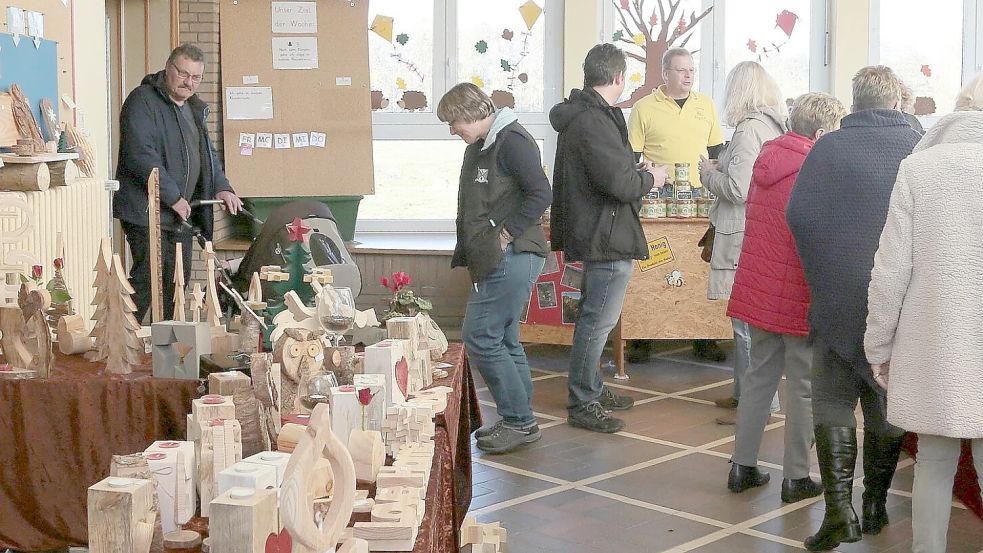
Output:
(265, 528), (292, 553)
(395, 356), (409, 397)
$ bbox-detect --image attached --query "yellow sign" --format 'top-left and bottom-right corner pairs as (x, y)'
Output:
(637, 236), (674, 272)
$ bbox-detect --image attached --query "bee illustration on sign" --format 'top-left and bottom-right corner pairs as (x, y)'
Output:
(664, 270), (684, 288)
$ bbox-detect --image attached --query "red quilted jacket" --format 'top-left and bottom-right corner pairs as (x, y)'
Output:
(727, 132), (814, 336)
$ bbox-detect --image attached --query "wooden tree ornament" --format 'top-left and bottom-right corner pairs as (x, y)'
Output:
(190, 283), (205, 323)
(204, 242), (223, 328)
(280, 403), (367, 553)
(88, 239), (144, 374)
(173, 242), (186, 321)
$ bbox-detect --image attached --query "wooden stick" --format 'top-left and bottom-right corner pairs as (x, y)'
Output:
(147, 168), (163, 323)
(173, 242), (185, 321)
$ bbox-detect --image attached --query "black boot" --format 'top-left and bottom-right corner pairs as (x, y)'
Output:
(781, 477), (823, 503)
(728, 462), (770, 493)
(804, 426), (862, 551)
(861, 431), (904, 535)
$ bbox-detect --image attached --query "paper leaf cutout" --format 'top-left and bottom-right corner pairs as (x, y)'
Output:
(633, 33), (645, 46)
(396, 77), (407, 90)
(519, 0), (543, 31)
(396, 33), (409, 46)
(649, 14), (658, 26)
(502, 28), (514, 41)
(676, 16), (687, 34)
(620, 0), (629, 8)
(471, 75), (485, 87)
(629, 72), (642, 83)
(475, 40), (488, 53)
(369, 14), (394, 43)
(518, 73), (528, 83)
(775, 10), (798, 37)
(612, 30), (624, 42)
(920, 64), (932, 78)
(747, 39), (757, 53)
(500, 59), (512, 72)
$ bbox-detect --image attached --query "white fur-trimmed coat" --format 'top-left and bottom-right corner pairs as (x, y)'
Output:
(865, 110), (983, 439)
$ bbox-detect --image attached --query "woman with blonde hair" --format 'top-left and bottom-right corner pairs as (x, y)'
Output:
(865, 72), (983, 552)
(699, 61), (787, 425)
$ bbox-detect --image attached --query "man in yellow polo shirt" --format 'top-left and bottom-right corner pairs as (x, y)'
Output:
(626, 47), (727, 364)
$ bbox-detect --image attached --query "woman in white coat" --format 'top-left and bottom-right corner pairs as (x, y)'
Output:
(864, 73), (983, 553)
(699, 61), (787, 424)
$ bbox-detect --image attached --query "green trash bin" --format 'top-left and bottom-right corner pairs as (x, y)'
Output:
(244, 196), (363, 242)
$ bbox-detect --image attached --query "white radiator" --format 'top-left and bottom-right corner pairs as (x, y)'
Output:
(0, 179), (109, 324)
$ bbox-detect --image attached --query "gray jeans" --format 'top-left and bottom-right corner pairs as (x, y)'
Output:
(567, 259), (633, 411)
(912, 434), (983, 553)
(733, 327), (813, 479)
(731, 318), (780, 412)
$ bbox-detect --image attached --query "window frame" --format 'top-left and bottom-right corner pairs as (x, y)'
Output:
(868, 0), (982, 126)
(361, 0), (564, 231)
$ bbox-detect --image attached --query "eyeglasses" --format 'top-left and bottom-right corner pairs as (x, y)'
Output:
(170, 65), (204, 84)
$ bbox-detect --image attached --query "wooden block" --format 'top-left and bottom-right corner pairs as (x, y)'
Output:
(353, 373), (388, 430)
(152, 321), (212, 379)
(461, 544), (498, 553)
(48, 159), (80, 186)
(276, 423), (306, 453)
(352, 500), (419, 551)
(392, 456), (431, 481)
(385, 317), (419, 357)
(209, 488), (278, 553)
(376, 467), (427, 489)
(109, 453), (153, 481)
(375, 485), (425, 504)
(87, 477), (155, 553)
(56, 313), (93, 355)
(145, 441), (196, 533)
(199, 419), (243, 517)
(328, 385), (360, 448)
(217, 461), (277, 496)
(192, 394), (236, 423)
(364, 339), (409, 404)
(163, 530), (201, 551)
(0, 161), (50, 191)
(323, 345), (356, 386)
(349, 430), (385, 483)
(208, 370), (251, 396)
(241, 451), (291, 487)
(0, 367), (38, 379)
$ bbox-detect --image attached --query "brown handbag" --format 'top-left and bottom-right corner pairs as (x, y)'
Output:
(697, 224), (715, 263)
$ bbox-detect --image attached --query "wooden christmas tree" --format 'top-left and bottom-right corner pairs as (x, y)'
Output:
(87, 238), (143, 374)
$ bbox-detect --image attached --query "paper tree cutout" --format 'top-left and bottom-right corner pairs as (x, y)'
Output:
(369, 14), (393, 43)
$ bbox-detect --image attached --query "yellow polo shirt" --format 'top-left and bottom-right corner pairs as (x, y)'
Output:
(627, 86), (724, 188)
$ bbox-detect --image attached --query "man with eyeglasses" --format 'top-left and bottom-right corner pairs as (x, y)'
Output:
(625, 47), (728, 365)
(115, 43), (243, 322)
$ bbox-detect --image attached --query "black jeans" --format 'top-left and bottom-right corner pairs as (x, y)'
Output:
(812, 342), (903, 438)
(121, 221), (193, 323)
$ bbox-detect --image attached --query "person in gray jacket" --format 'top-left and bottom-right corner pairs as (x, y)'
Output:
(439, 83), (551, 455)
(698, 61), (787, 426)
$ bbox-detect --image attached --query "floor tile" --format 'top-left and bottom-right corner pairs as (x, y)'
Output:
(469, 463), (562, 510)
(688, 532), (802, 552)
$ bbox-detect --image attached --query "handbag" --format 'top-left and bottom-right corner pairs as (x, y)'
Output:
(697, 223), (715, 263)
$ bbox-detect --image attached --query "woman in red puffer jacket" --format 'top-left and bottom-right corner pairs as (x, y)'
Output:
(724, 92), (847, 502)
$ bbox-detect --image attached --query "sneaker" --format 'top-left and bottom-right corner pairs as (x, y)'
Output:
(567, 401), (625, 433)
(693, 339), (727, 362)
(475, 423), (541, 455)
(474, 420), (505, 439)
(714, 397), (739, 409)
(599, 386), (635, 411)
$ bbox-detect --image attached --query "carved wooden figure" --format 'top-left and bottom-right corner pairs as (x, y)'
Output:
(280, 403), (367, 553)
(87, 477), (155, 553)
(190, 283), (205, 323)
(210, 488), (278, 553)
(250, 353), (281, 450)
(0, 284), (53, 376)
(273, 327), (326, 416)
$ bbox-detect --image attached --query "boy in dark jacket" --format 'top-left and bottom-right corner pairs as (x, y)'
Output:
(786, 66), (920, 551)
(550, 44), (666, 433)
(115, 44), (242, 322)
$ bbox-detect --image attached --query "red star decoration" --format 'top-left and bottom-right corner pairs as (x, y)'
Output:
(286, 217), (311, 243)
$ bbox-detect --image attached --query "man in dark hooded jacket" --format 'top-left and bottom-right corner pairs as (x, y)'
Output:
(115, 43), (243, 322)
(550, 43), (666, 433)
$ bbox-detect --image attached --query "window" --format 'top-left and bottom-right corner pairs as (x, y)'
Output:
(361, 0), (561, 227)
(602, 0), (829, 117)
(870, 0), (980, 119)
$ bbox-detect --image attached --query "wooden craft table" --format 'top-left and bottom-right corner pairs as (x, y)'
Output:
(520, 218), (732, 377)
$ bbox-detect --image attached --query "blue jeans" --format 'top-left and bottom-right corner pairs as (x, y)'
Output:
(567, 259), (634, 411)
(462, 245), (545, 428)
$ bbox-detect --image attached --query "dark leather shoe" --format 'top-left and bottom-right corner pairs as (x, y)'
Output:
(781, 477), (823, 503)
(728, 463), (770, 493)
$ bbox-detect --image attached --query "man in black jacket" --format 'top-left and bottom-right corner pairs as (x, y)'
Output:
(787, 65), (919, 551)
(115, 44), (242, 322)
(550, 44), (667, 433)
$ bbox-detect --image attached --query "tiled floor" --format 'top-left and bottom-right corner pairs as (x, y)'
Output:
(468, 342), (983, 553)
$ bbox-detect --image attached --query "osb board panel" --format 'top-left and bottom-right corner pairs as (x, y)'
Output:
(620, 219), (731, 340)
(520, 218), (731, 343)
(218, 0), (374, 198)
(0, 1), (75, 127)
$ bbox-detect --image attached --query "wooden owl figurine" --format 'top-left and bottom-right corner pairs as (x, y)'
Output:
(273, 327), (326, 415)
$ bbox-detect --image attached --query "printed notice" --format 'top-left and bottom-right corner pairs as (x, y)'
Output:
(256, 133), (273, 148)
(292, 132), (310, 148)
(272, 37), (318, 70)
(274, 134), (291, 149)
(272, 2), (317, 34)
(637, 236), (675, 272)
(225, 87), (274, 120)
(310, 132), (326, 147)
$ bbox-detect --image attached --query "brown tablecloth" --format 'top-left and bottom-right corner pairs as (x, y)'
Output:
(0, 356), (197, 551)
(0, 345), (478, 552)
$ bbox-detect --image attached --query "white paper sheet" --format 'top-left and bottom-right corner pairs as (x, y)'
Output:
(6, 7), (25, 35)
(274, 134), (291, 149)
(272, 1), (317, 34)
(310, 132), (326, 148)
(225, 87), (274, 120)
(256, 133), (274, 148)
(292, 132), (310, 147)
(272, 37), (318, 70)
(26, 11), (43, 38)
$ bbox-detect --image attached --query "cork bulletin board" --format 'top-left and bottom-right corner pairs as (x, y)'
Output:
(218, 0), (374, 198)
